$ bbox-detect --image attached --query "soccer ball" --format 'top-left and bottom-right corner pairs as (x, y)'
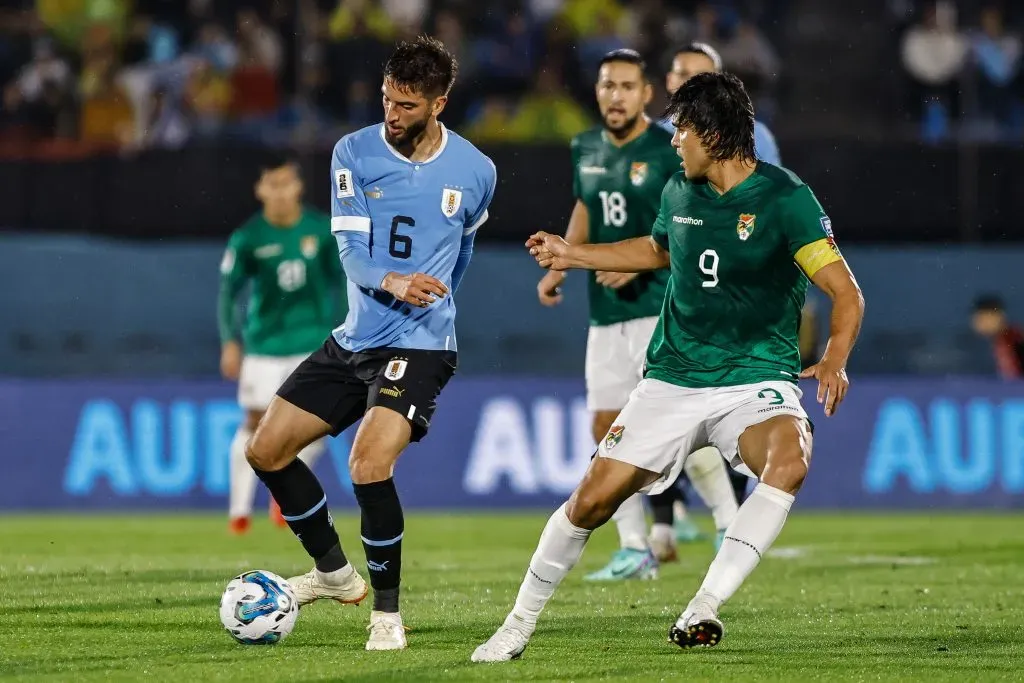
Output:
(219, 570), (298, 645)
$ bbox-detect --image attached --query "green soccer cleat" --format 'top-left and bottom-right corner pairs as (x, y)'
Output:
(674, 517), (708, 544)
(584, 548), (658, 581)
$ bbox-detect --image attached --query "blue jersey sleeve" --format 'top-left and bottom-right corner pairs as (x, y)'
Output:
(452, 158), (496, 291)
(754, 120), (781, 166)
(330, 136), (390, 291)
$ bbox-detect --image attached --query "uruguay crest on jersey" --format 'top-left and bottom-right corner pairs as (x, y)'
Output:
(441, 188), (462, 218)
(629, 162), (648, 186)
(737, 213), (756, 241)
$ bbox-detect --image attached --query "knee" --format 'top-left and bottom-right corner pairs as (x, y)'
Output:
(348, 448), (393, 485)
(245, 426), (292, 472)
(566, 489), (618, 530)
(761, 448), (809, 495)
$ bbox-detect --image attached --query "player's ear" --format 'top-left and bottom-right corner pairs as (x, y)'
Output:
(431, 94), (448, 118)
(643, 81), (653, 106)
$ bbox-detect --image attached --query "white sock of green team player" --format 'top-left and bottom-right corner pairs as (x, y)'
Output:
(691, 482), (793, 609)
(682, 447), (738, 532)
(609, 493), (648, 551)
(229, 427), (257, 519)
(229, 431), (326, 519)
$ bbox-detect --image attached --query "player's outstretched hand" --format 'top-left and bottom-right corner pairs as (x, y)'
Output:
(220, 341), (242, 381)
(799, 357), (849, 417)
(595, 271), (638, 289)
(526, 232), (572, 271)
(537, 270), (565, 306)
(382, 272), (449, 308)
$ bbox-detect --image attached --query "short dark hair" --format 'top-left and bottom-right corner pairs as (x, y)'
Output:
(673, 42), (722, 71)
(598, 48), (647, 79)
(383, 35), (458, 98)
(259, 154), (297, 174)
(663, 71), (755, 162)
(974, 294), (1005, 313)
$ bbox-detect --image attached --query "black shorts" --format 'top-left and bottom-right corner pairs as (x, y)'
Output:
(277, 337), (457, 442)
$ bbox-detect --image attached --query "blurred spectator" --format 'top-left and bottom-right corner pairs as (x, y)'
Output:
(970, 4), (1020, 128)
(3, 36), (74, 140)
(328, 0), (395, 42)
(971, 294), (1024, 379)
(184, 58), (231, 138)
(719, 20), (780, 86)
(506, 60), (592, 142)
(192, 22), (239, 73)
(79, 68), (134, 149)
(141, 86), (191, 149)
(559, 0), (626, 38)
(901, 1), (967, 141)
(463, 94), (516, 142)
(236, 9), (282, 76)
(230, 42), (280, 120)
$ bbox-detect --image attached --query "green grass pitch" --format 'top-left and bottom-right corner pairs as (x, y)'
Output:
(1, 512), (1022, 681)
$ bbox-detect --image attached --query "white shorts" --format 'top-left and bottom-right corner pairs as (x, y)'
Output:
(237, 353), (309, 411)
(585, 316), (660, 411)
(597, 378), (809, 494)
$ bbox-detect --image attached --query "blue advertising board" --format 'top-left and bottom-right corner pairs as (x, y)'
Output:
(1, 377), (1022, 510)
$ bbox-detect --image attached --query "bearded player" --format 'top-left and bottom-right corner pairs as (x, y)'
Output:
(218, 157), (347, 534)
(473, 72), (863, 661)
(538, 49), (738, 581)
(245, 36), (496, 651)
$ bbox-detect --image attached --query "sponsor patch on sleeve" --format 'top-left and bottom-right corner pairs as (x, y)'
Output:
(335, 168), (354, 199)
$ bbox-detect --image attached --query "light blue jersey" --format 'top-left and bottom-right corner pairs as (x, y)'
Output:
(330, 123), (497, 353)
(656, 117), (781, 166)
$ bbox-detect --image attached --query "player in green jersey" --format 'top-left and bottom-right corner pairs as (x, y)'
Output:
(218, 157), (347, 535)
(537, 49), (738, 582)
(473, 73), (864, 661)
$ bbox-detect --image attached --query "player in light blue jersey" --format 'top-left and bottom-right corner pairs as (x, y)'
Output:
(658, 43), (780, 166)
(244, 36), (496, 651)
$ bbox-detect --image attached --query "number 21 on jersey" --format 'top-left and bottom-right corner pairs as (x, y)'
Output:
(598, 190), (627, 227)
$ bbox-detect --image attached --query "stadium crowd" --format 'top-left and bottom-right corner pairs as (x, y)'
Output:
(0, 0), (784, 155)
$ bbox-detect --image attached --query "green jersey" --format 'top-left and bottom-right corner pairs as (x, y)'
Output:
(218, 209), (347, 356)
(647, 163), (841, 388)
(572, 125), (678, 326)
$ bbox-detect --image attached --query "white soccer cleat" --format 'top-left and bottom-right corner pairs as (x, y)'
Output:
(286, 565), (368, 607)
(365, 610), (408, 650)
(669, 595), (724, 649)
(471, 615), (533, 662)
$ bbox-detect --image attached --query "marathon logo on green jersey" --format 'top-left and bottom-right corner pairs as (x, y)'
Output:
(672, 215), (703, 225)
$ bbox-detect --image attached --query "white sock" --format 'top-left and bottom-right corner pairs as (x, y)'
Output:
(316, 562), (354, 584)
(510, 503), (592, 630)
(650, 522), (674, 546)
(297, 438), (326, 468)
(684, 447), (739, 531)
(673, 500), (689, 521)
(611, 493), (648, 551)
(696, 482), (794, 609)
(228, 427), (256, 519)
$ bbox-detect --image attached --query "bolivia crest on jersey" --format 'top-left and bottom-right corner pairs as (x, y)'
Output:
(737, 213), (756, 241)
(629, 162), (648, 186)
(604, 425), (625, 450)
(300, 236), (318, 259)
(441, 188), (462, 218)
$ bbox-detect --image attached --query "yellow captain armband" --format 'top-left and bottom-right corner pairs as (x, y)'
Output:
(794, 238), (843, 278)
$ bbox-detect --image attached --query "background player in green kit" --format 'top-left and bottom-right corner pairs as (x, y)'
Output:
(473, 72), (864, 662)
(218, 157), (347, 534)
(537, 49), (737, 581)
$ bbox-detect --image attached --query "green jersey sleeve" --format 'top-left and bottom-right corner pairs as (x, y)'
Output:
(217, 230), (252, 343)
(778, 184), (842, 278)
(650, 182), (673, 250)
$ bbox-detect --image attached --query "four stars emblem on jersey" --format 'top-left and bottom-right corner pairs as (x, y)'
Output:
(737, 213), (757, 241)
(629, 162), (648, 187)
(441, 188), (463, 218)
